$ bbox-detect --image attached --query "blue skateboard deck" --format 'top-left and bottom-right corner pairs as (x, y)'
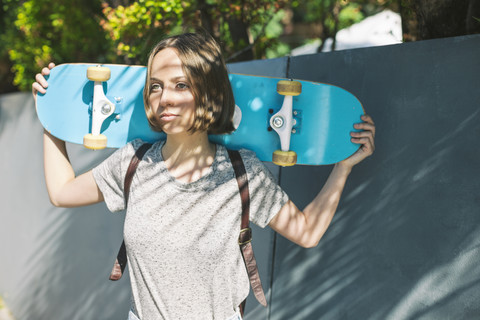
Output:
(36, 64), (364, 165)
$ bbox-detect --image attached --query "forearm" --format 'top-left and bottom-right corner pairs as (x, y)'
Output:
(270, 115), (375, 248)
(270, 162), (353, 248)
(302, 162), (352, 246)
(43, 130), (75, 206)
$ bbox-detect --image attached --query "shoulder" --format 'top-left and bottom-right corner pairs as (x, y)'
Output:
(129, 138), (157, 152)
(217, 145), (269, 177)
(125, 139), (162, 157)
(234, 148), (267, 176)
(100, 139), (160, 168)
(238, 148), (261, 165)
(221, 147), (258, 164)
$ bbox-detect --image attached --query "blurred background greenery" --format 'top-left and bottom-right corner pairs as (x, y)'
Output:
(1, 0), (479, 92)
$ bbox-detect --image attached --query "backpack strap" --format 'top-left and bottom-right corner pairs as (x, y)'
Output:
(109, 146), (268, 313)
(227, 149), (267, 314)
(109, 143), (152, 281)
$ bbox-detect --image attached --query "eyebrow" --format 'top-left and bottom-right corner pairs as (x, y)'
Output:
(150, 76), (188, 82)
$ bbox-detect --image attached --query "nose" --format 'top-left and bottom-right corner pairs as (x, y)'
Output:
(159, 87), (173, 107)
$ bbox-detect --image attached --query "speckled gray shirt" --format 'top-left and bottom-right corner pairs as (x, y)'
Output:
(92, 139), (289, 320)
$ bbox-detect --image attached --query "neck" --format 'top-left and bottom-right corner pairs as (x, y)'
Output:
(161, 131), (216, 183)
(163, 131), (213, 160)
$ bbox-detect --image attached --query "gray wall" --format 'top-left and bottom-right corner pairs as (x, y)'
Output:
(0, 93), (129, 319)
(230, 34), (480, 320)
(1, 34), (480, 320)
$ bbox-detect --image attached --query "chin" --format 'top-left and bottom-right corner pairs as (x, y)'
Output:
(161, 125), (188, 136)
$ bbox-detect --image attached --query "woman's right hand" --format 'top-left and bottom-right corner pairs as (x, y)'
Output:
(32, 62), (55, 102)
(33, 62), (104, 208)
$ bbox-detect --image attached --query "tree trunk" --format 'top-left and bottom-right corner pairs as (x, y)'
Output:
(197, 0), (215, 37)
(227, 17), (254, 62)
(401, 0), (480, 41)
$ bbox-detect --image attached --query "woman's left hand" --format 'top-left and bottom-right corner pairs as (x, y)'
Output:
(339, 114), (376, 168)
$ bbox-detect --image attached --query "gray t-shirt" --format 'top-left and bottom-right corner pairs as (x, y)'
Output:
(92, 139), (289, 320)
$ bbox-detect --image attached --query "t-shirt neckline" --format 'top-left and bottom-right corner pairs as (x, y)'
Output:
(156, 141), (224, 191)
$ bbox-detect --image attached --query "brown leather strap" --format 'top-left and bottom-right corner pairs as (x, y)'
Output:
(239, 299), (246, 318)
(228, 150), (250, 230)
(109, 146), (267, 311)
(109, 241), (126, 281)
(109, 143), (152, 281)
(124, 143), (153, 205)
(227, 149), (267, 308)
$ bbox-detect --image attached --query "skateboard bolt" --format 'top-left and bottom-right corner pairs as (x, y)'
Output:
(272, 116), (284, 128)
(101, 103), (112, 115)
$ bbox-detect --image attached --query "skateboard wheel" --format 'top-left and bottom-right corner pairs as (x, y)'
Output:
(277, 80), (302, 96)
(87, 66), (111, 82)
(272, 150), (297, 167)
(83, 133), (108, 150)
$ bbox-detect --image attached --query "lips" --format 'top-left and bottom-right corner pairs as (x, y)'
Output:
(159, 113), (178, 121)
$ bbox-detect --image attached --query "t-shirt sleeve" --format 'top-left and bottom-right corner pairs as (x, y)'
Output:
(240, 149), (289, 228)
(92, 140), (142, 213)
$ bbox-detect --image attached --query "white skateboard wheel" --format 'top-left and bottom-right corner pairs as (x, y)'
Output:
(272, 150), (297, 167)
(277, 80), (302, 96)
(83, 133), (107, 150)
(233, 105), (242, 130)
(87, 66), (111, 82)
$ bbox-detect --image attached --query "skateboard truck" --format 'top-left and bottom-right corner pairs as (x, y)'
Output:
(270, 80), (302, 166)
(84, 66), (115, 150)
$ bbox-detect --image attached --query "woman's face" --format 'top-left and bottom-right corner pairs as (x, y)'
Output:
(148, 48), (196, 136)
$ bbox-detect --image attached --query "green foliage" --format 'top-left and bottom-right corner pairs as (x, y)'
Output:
(100, 0), (190, 64)
(3, 0), (110, 91)
(207, 0), (289, 61)
(1, 0), (392, 92)
(99, 0), (289, 63)
(338, 4), (364, 30)
(2, 0), (290, 91)
(250, 9), (291, 60)
(0, 0), (21, 93)
(292, 0), (364, 36)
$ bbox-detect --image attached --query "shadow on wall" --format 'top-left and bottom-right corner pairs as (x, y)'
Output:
(1, 35), (480, 320)
(0, 92), (279, 320)
(269, 35), (480, 320)
(10, 206), (131, 320)
(272, 109), (480, 320)
(0, 93), (131, 320)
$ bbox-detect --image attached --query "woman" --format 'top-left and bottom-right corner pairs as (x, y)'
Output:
(33, 32), (375, 320)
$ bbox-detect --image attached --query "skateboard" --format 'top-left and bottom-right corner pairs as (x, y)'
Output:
(36, 63), (364, 166)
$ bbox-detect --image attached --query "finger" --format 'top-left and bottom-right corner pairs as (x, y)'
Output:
(361, 114), (375, 125)
(32, 82), (46, 95)
(351, 137), (375, 153)
(41, 66), (52, 76)
(363, 115), (376, 135)
(354, 122), (376, 137)
(35, 73), (49, 90)
(48, 62), (55, 70)
(354, 122), (375, 131)
(350, 130), (374, 140)
(351, 130), (374, 147)
(351, 137), (375, 154)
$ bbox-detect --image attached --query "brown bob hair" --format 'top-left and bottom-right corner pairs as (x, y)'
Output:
(143, 32), (235, 134)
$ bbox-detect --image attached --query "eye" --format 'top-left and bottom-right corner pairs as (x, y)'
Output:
(150, 83), (162, 92)
(176, 82), (190, 90)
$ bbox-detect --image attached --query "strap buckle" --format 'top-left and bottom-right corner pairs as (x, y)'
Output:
(238, 227), (252, 245)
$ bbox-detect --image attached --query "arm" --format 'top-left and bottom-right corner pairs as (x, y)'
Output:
(43, 131), (104, 207)
(34, 63), (104, 208)
(269, 115), (375, 248)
